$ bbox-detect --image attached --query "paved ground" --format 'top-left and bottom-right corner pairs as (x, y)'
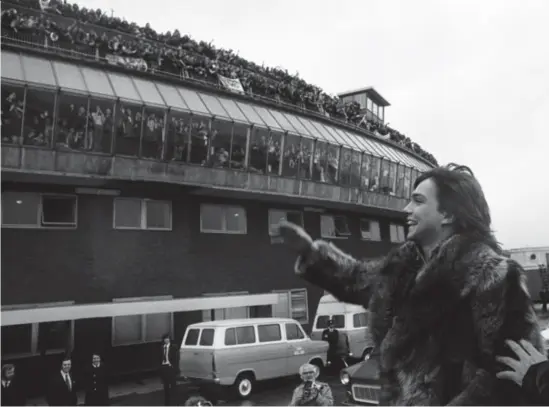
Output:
(112, 374), (346, 406)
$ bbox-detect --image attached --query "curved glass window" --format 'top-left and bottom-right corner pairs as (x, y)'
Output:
(209, 119), (233, 168)
(115, 102), (143, 156)
(189, 116), (211, 165)
(23, 88), (55, 148)
(166, 110), (191, 162)
(1, 84), (25, 145)
(141, 106), (165, 160)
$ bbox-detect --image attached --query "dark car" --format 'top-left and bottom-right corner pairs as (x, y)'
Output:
(339, 358), (381, 405)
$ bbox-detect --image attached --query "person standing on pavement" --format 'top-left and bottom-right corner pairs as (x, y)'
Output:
(160, 334), (179, 406)
(83, 353), (110, 406)
(321, 320), (339, 373)
(1, 364), (26, 406)
(278, 163), (544, 405)
(289, 363), (333, 406)
(47, 355), (78, 406)
(496, 339), (549, 405)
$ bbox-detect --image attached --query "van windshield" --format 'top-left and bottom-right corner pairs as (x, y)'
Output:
(316, 315), (345, 329)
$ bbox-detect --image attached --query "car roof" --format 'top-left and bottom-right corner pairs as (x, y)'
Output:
(187, 317), (297, 329)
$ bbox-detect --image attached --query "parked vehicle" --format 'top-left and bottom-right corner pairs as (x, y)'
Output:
(179, 317), (328, 399)
(339, 358), (381, 406)
(310, 294), (375, 361)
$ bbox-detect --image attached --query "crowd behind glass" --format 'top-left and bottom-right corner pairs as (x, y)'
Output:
(1, 82), (421, 199)
(1, 0), (437, 167)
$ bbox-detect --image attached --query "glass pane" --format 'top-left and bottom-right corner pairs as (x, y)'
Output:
(316, 315), (344, 329)
(108, 73), (141, 102)
(1, 324), (32, 355)
(144, 313), (171, 342)
(353, 313), (368, 328)
(41, 196), (76, 225)
(89, 98), (115, 154)
(249, 127), (269, 174)
(23, 89), (54, 148)
(189, 116), (210, 165)
(1, 51), (24, 81)
(178, 88), (211, 116)
(361, 136), (382, 157)
(403, 167), (412, 198)
(350, 150), (361, 187)
(360, 219), (373, 240)
(291, 291), (308, 323)
(166, 110), (191, 162)
(296, 117), (323, 141)
(1, 85), (25, 145)
(115, 199), (142, 228)
(368, 157), (381, 192)
(115, 103), (142, 156)
(395, 165), (406, 198)
(199, 329), (215, 346)
(38, 321), (71, 350)
(55, 93), (90, 151)
(2, 191), (40, 226)
(230, 123), (248, 170)
(380, 160), (391, 194)
(81, 67), (115, 97)
(258, 324), (282, 342)
(236, 326), (256, 344)
(339, 148), (352, 185)
(282, 134), (301, 178)
(200, 204), (224, 232)
(235, 101), (266, 127)
(21, 55), (56, 87)
(53, 61), (88, 93)
(332, 128), (356, 149)
(156, 83), (188, 110)
(141, 107), (165, 160)
(325, 145), (340, 184)
(209, 120), (233, 168)
(113, 315), (142, 345)
(388, 162), (398, 195)
(268, 210), (286, 236)
(132, 78), (165, 107)
(300, 138), (314, 180)
(146, 201), (171, 229)
(225, 207), (246, 233)
(286, 323), (305, 340)
(217, 97), (249, 123)
(199, 94), (230, 120)
(306, 120), (335, 143)
(225, 328), (237, 346)
(272, 292), (290, 318)
(269, 110), (297, 133)
(321, 215), (336, 237)
(252, 106), (282, 130)
(283, 113), (311, 137)
(185, 329), (200, 345)
(321, 124), (346, 145)
(266, 132), (282, 175)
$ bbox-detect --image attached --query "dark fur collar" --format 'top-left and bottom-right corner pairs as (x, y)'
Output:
(369, 234), (505, 371)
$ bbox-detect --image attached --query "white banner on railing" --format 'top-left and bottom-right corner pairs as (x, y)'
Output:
(375, 130), (391, 140)
(105, 54), (148, 72)
(218, 74), (245, 94)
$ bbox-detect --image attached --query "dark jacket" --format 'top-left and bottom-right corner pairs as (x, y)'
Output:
(83, 363), (110, 406)
(295, 234), (544, 405)
(1, 378), (26, 406)
(47, 371), (78, 406)
(523, 360), (549, 405)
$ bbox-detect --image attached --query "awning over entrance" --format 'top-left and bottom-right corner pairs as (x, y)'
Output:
(1, 293), (279, 326)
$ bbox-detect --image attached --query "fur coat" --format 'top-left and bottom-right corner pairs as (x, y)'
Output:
(295, 234), (544, 406)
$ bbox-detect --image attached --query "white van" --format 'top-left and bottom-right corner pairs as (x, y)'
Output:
(310, 294), (374, 361)
(179, 317), (328, 399)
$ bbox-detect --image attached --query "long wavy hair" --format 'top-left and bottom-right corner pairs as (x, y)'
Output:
(415, 163), (502, 253)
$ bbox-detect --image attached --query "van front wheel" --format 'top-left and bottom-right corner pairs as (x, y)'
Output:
(234, 374), (254, 399)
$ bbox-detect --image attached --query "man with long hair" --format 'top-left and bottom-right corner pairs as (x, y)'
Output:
(279, 163), (543, 405)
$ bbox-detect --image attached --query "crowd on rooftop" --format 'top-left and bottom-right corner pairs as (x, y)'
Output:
(1, 0), (437, 166)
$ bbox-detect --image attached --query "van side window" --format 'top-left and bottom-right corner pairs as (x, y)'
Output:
(258, 324), (282, 342)
(316, 315), (345, 329)
(225, 326), (256, 346)
(353, 313), (368, 328)
(199, 328), (215, 346)
(286, 323), (305, 340)
(185, 328), (200, 345)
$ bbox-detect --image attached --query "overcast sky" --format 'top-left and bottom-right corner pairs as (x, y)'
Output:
(75, 0), (549, 249)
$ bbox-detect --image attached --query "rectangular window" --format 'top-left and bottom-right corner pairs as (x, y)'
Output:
(1, 320), (75, 358)
(113, 198), (172, 230)
(200, 204), (246, 234)
(111, 297), (173, 346)
(236, 326), (256, 344)
(258, 324), (282, 342)
(315, 315), (345, 329)
(353, 312), (368, 328)
(199, 329), (215, 346)
(285, 323), (305, 341)
(360, 219), (381, 241)
(390, 223), (406, 243)
(320, 214), (351, 238)
(185, 329), (200, 345)
(2, 192), (77, 228)
(272, 289), (309, 324)
(268, 209), (304, 236)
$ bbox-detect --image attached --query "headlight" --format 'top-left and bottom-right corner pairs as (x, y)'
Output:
(340, 371), (350, 385)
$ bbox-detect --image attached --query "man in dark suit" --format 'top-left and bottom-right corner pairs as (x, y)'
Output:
(160, 334), (179, 406)
(2, 364), (26, 406)
(83, 353), (110, 406)
(47, 355), (78, 406)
